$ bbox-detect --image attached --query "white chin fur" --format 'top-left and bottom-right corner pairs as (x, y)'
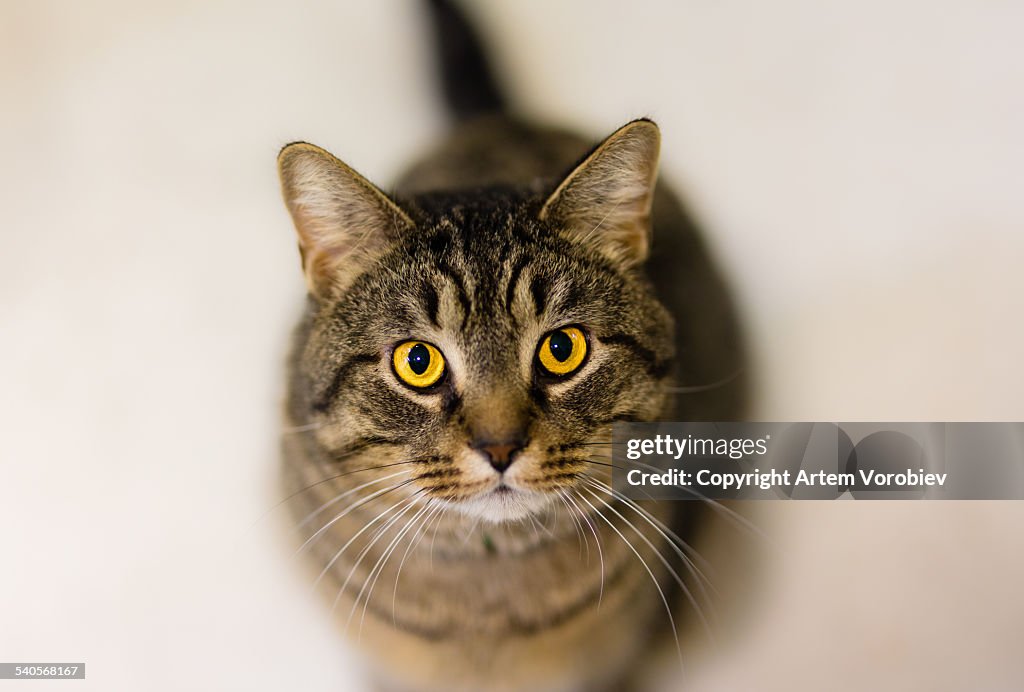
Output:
(451, 487), (554, 523)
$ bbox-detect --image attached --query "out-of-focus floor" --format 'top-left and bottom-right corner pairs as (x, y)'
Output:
(1, 2), (1022, 690)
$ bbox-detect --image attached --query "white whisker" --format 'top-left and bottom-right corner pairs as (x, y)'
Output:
(391, 501), (444, 622)
(580, 482), (715, 643)
(314, 493), (418, 589)
(350, 501), (433, 639)
(556, 492), (589, 562)
(281, 421), (324, 433)
(664, 368), (744, 394)
(358, 501), (436, 636)
(573, 489), (685, 675)
(625, 460), (768, 541)
(298, 469), (413, 532)
(295, 476), (414, 555)
(332, 495), (423, 618)
(428, 503), (450, 569)
(584, 477), (717, 598)
(563, 490), (605, 607)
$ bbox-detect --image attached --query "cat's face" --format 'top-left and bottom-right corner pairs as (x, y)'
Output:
(281, 121), (672, 522)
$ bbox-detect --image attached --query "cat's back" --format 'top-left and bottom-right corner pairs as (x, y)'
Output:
(395, 115), (589, 196)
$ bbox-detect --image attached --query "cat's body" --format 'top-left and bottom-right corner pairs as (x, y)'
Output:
(279, 3), (745, 691)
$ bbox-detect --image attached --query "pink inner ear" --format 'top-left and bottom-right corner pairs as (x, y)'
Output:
(280, 145), (413, 298)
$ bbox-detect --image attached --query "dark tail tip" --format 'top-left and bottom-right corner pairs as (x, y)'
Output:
(425, 0), (506, 121)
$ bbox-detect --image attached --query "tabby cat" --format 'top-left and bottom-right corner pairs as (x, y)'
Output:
(277, 2), (745, 690)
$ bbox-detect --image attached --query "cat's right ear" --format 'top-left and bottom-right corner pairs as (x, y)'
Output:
(277, 142), (413, 299)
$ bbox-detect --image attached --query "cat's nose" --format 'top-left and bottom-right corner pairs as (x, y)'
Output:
(473, 439), (526, 473)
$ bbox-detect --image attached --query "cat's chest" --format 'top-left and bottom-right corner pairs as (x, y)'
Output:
(310, 501), (667, 639)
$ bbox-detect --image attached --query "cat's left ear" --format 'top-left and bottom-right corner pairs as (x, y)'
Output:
(539, 119), (660, 268)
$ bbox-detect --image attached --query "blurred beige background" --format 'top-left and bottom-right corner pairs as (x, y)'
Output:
(1, 1), (1022, 690)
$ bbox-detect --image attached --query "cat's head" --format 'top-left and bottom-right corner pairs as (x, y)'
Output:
(279, 120), (674, 522)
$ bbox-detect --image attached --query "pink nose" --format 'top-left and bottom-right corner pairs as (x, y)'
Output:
(474, 440), (525, 473)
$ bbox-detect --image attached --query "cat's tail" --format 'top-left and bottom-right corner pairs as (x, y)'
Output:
(424, 0), (507, 121)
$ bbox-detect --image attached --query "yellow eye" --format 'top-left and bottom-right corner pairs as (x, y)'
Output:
(392, 341), (446, 389)
(537, 327), (588, 377)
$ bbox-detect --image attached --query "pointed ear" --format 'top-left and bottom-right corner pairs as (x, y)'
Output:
(277, 142), (413, 298)
(539, 119), (660, 267)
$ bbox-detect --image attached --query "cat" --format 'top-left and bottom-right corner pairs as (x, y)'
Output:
(277, 1), (746, 690)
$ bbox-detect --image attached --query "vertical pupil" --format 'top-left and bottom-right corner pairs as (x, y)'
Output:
(408, 343), (430, 375)
(548, 331), (573, 362)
